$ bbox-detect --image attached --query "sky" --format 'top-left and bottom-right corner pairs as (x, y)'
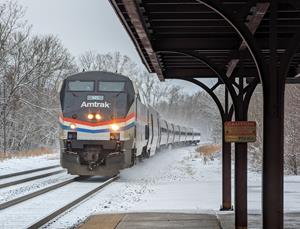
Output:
(16, 0), (209, 94)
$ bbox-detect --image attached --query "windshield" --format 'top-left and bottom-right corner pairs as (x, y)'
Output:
(98, 81), (125, 92)
(68, 81), (94, 91)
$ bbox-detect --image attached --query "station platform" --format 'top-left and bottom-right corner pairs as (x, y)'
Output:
(79, 212), (222, 228)
(79, 212), (300, 229)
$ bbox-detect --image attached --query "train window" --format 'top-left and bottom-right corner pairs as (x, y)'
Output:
(98, 82), (125, 92)
(68, 81), (94, 91)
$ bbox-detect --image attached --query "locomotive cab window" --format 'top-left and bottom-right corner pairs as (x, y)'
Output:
(98, 82), (125, 92)
(68, 81), (94, 91)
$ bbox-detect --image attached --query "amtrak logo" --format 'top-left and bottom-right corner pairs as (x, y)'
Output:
(80, 101), (110, 108)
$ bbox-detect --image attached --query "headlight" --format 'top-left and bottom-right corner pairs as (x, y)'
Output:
(87, 113), (94, 120)
(70, 123), (76, 130)
(110, 124), (120, 131)
(95, 114), (102, 120)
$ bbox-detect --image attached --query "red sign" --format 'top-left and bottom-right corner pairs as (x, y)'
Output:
(224, 121), (256, 143)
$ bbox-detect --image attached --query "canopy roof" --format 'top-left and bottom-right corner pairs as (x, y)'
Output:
(110, 0), (300, 83)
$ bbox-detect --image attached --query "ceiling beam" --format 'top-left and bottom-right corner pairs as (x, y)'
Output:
(154, 37), (291, 51)
(226, 2), (270, 77)
(154, 37), (241, 51)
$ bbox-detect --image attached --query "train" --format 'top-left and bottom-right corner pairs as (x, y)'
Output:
(58, 71), (200, 176)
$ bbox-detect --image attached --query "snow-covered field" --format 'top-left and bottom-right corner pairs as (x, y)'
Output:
(0, 153), (59, 175)
(0, 147), (299, 228)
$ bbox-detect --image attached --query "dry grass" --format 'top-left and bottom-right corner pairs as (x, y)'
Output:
(196, 144), (221, 164)
(0, 147), (55, 161)
(196, 144), (222, 157)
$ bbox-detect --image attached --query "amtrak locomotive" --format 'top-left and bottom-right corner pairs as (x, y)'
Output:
(59, 71), (200, 176)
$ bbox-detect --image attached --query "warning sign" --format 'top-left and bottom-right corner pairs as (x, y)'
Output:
(224, 121), (256, 143)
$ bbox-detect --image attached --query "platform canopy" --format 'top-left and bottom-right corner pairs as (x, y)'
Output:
(110, 0), (300, 83)
(109, 1), (300, 229)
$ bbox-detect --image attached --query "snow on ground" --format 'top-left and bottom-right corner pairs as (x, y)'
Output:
(248, 170), (300, 213)
(0, 167), (62, 186)
(1, 146), (299, 228)
(0, 152), (70, 207)
(46, 146), (300, 228)
(45, 146), (220, 228)
(0, 172), (73, 204)
(0, 153), (59, 175)
(0, 181), (108, 229)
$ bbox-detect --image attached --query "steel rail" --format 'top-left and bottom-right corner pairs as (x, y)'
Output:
(0, 165), (60, 180)
(0, 169), (65, 189)
(27, 175), (119, 229)
(0, 177), (79, 210)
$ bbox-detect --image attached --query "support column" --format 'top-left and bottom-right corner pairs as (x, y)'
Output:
(221, 137), (232, 210)
(235, 142), (248, 228)
(235, 63), (248, 229)
(263, 79), (284, 228)
(221, 87), (232, 210)
(263, 1), (284, 228)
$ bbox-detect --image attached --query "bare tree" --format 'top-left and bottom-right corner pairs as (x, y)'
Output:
(78, 51), (173, 108)
(284, 85), (300, 175)
(78, 51), (138, 79)
(0, 1), (76, 153)
(248, 86), (263, 171)
(248, 84), (300, 174)
(0, 1), (30, 64)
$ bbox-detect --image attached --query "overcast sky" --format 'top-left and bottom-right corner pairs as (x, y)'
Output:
(17, 0), (206, 94)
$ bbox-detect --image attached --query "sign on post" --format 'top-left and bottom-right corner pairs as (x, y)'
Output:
(224, 121), (256, 143)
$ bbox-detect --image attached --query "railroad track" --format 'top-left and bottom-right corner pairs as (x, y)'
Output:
(0, 177), (78, 210)
(0, 174), (119, 228)
(0, 165), (60, 180)
(0, 169), (65, 189)
(27, 175), (119, 229)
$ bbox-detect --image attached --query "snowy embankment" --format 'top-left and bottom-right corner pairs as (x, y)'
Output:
(44, 146), (300, 228)
(0, 153), (73, 206)
(0, 153), (59, 175)
(0, 147), (299, 228)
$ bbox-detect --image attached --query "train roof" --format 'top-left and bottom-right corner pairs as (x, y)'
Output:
(65, 71), (132, 82)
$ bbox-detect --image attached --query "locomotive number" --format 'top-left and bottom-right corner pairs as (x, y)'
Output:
(87, 95), (104, 100)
